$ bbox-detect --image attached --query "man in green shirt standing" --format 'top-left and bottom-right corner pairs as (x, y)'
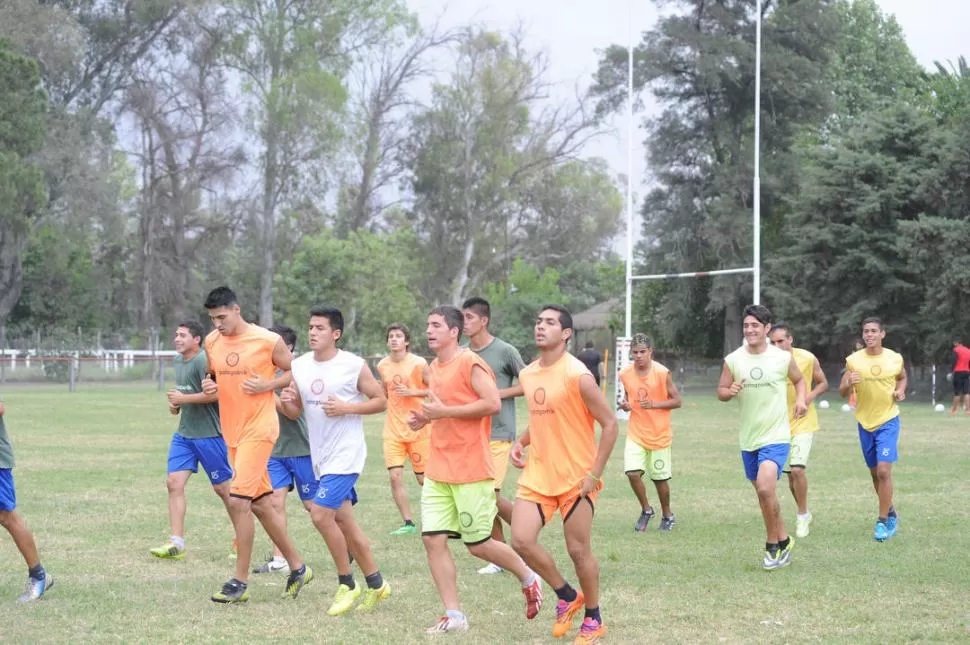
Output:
(151, 320), (232, 560)
(717, 305), (807, 571)
(253, 324), (317, 574)
(462, 296), (527, 575)
(0, 399), (54, 601)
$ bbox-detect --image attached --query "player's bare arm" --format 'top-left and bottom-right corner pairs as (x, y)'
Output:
(167, 389), (219, 406)
(421, 364), (500, 420)
(279, 382), (303, 420)
(716, 362), (744, 401)
(510, 428), (532, 468)
(323, 364), (388, 417)
(397, 366), (431, 398)
(839, 365), (860, 398)
(579, 373), (619, 494)
(788, 357), (808, 417)
(498, 382), (524, 399)
(645, 373), (682, 410)
(894, 360), (907, 401)
(809, 359), (829, 403)
(271, 337), (293, 372)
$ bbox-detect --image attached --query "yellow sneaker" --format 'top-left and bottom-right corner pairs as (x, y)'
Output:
(356, 581), (391, 612)
(149, 542), (185, 560)
(326, 583), (362, 616)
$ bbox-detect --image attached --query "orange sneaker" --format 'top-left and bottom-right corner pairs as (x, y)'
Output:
(552, 592), (585, 638)
(572, 617), (607, 644)
(522, 577), (543, 619)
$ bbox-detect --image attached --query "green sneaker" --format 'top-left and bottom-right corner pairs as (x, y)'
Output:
(327, 583), (362, 615)
(282, 565), (313, 599)
(150, 542), (185, 560)
(211, 578), (249, 603)
(356, 581), (391, 612)
(390, 523), (418, 536)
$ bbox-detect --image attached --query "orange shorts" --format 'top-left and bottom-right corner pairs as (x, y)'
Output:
(228, 440), (274, 500)
(516, 480), (603, 525)
(384, 434), (430, 473)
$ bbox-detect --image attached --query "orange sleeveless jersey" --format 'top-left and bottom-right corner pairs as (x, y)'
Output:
(425, 349), (496, 484)
(619, 362), (672, 450)
(377, 353), (430, 442)
(204, 325), (281, 447)
(518, 354), (596, 496)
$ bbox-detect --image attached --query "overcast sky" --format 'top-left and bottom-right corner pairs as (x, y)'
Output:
(409, 0), (970, 250)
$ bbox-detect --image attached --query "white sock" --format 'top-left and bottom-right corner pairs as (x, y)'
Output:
(797, 512), (811, 520)
(521, 570), (537, 588)
(446, 609), (466, 622)
(272, 555), (286, 565)
(171, 536), (185, 549)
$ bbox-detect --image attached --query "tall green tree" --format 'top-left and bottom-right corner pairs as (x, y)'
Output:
(0, 41), (48, 327)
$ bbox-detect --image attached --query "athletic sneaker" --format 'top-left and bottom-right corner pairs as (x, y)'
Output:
(18, 574), (54, 603)
(522, 577), (543, 619)
(211, 578), (249, 603)
(660, 515), (676, 531)
(478, 563), (504, 575)
(795, 512), (813, 538)
(149, 542), (185, 560)
(887, 513), (899, 537)
(282, 565), (313, 599)
(356, 582), (391, 612)
(327, 583), (362, 615)
(552, 592), (586, 638)
(390, 523), (417, 536)
(426, 615), (469, 634)
(762, 549), (778, 570)
(634, 507), (655, 532)
(776, 538), (795, 568)
(573, 617), (607, 644)
(874, 520), (889, 542)
(253, 557), (289, 574)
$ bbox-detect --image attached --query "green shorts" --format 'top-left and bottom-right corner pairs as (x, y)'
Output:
(784, 432), (815, 471)
(421, 478), (497, 545)
(623, 437), (672, 481)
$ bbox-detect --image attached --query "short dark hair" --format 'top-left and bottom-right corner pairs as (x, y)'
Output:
(204, 286), (237, 309)
(430, 305), (463, 340)
(539, 304), (573, 332)
(631, 333), (652, 348)
(769, 321), (791, 337)
(386, 322), (410, 347)
(178, 320), (205, 343)
(584, 340), (595, 349)
(862, 316), (883, 330)
(741, 304), (772, 326)
(309, 306), (344, 336)
(461, 296), (490, 322)
(269, 324), (297, 350)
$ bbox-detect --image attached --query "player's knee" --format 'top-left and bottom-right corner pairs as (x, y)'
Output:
(466, 540), (491, 559)
(0, 509), (14, 528)
(422, 533), (446, 553)
(565, 538), (591, 563)
(388, 468), (403, 484)
(165, 474), (185, 494)
(227, 495), (251, 514)
(510, 533), (534, 555)
(754, 479), (776, 499)
(310, 505), (336, 528)
(625, 470), (643, 483)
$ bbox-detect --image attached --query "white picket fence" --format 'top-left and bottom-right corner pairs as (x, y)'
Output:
(0, 349), (178, 372)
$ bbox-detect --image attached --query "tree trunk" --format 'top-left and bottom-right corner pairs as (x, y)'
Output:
(451, 234), (475, 305)
(722, 286), (741, 355)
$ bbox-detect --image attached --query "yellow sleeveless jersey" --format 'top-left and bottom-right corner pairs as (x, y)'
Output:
(846, 348), (903, 431)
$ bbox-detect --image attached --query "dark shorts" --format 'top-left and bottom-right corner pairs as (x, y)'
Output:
(953, 371), (970, 396)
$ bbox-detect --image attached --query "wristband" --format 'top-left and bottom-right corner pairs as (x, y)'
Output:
(586, 472), (600, 482)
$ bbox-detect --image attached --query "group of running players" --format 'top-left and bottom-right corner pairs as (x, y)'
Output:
(0, 290), (906, 645)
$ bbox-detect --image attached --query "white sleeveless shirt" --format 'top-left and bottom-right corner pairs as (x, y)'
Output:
(291, 350), (367, 477)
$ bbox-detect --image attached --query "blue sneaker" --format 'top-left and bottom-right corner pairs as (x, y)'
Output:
(874, 520), (889, 542)
(887, 513), (898, 537)
(18, 574), (54, 602)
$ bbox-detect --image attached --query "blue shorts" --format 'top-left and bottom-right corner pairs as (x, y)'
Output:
(268, 455), (318, 501)
(313, 473), (359, 510)
(859, 416), (900, 469)
(0, 469), (15, 512)
(741, 443), (790, 481)
(167, 433), (233, 485)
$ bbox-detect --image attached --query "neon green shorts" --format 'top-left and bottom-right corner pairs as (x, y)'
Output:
(784, 432), (815, 471)
(421, 478), (497, 545)
(623, 438), (672, 481)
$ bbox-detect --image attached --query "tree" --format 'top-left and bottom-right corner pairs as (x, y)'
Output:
(482, 259), (567, 359)
(592, 0), (838, 354)
(0, 41), (48, 327)
(221, 0), (406, 326)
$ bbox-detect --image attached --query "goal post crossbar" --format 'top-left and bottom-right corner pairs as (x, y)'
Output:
(630, 267), (754, 282)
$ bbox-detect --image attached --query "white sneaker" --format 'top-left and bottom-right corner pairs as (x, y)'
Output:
(427, 614), (470, 634)
(253, 557), (289, 574)
(795, 512), (812, 538)
(477, 563), (504, 575)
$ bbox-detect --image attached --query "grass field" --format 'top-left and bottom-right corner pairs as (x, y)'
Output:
(2, 385), (969, 644)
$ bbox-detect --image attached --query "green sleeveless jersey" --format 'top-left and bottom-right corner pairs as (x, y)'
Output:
(724, 344), (791, 451)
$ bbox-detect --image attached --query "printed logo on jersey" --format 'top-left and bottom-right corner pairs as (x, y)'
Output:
(749, 367), (764, 381)
(637, 388), (648, 401)
(533, 387), (546, 405)
(392, 374), (404, 385)
(870, 365), (883, 376)
(311, 379), (325, 395)
(226, 352), (240, 367)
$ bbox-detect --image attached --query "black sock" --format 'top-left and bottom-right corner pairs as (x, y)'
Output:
(778, 537), (791, 551)
(291, 564), (306, 576)
(365, 571), (384, 589)
(584, 606), (602, 623)
(338, 573), (355, 590)
(888, 506), (897, 518)
(878, 516), (888, 523)
(231, 578), (247, 589)
(28, 564), (45, 580)
(766, 542), (779, 556)
(404, 519), (415, 526)
(554, 583), (578, 603)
